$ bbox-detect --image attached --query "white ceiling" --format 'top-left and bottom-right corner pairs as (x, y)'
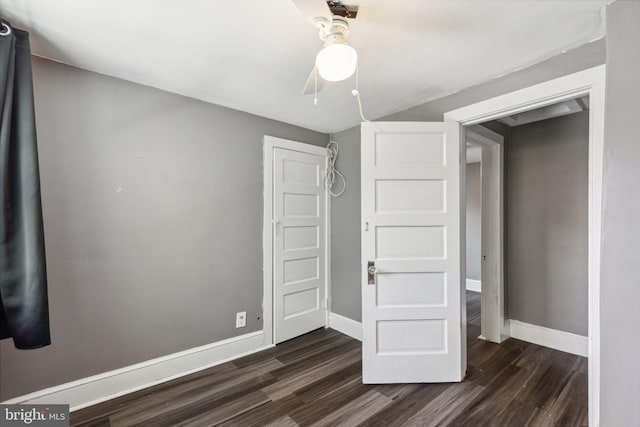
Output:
(0, 0), (611, 133)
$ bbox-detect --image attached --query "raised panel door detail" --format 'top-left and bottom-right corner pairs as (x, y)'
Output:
(376, 226), (446, 259)
(284, 288), (320, 319)
(376, 272), (447, 307)
(375, 133), (445, 166)
(283, 257), (319, 285)
(283, 226), (319, 251)
(377, 320), (447, 354)
(283, 193), (319, 217)
(283, 159), (319, 186)
(375, 180), (446, 213)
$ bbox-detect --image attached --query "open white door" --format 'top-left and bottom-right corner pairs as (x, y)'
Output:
(271, 141), (328, 344)
(361, 122), (464, 383)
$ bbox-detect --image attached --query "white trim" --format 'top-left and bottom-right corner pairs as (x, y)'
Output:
(465, 279), (481, 292)
(502, 321), (511, 339)
(467, 126), (504, 344)
(467, 125), (503, 146)
(325, 165), (332, 330)
(262, 135), (330, 346)
(262, 139), (275, 347)
(445, 65), (605, 427)
(505, 320), (588, 358)
(329, 312), (362, 341)
(2, 331), (271, 411)
(466, 145), (482, 163)
(444, 66), (606, 125)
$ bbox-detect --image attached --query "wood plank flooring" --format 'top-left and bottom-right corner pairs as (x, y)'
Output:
(71, 291), (588, 426)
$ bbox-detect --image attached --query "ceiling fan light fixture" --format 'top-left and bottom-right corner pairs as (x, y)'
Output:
(315, 42), (357, 82)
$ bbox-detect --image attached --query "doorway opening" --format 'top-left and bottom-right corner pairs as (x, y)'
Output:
(465, 140), (483, 343)
(446, 65), (604, 426)
(464, 99), (591, 345)
(463, 97), (591, 423)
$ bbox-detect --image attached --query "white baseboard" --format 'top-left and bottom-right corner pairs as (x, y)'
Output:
(466, 279), (481, 292)
(505, 319), (588, 357)
(502, 322), (511, 339)
(329, 312), (362, 341)
(2, 331), (271, 411)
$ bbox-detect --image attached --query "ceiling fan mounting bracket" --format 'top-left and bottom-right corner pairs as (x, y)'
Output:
(313, 16), (331, 30)
(326, 1), (358, 19)
(318, 16), (350, 45)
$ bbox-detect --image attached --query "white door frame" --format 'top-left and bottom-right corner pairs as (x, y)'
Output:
(466, 127), (505, 344)
(444, 65), (605, 427)
(262, 136), (331, 346)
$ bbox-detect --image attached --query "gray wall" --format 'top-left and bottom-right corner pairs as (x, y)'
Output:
(506, 112), (588, 336)
(329, 126), (362, 321)
(600, 1), (640, 425)
(330, 38), (605, 322)
(0, 58), (327, 400)
(465, 163), (482, 282)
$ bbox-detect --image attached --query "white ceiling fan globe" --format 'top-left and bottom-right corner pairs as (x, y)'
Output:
(315, 42), (358, 82)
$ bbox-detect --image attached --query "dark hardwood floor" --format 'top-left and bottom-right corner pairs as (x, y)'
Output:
(71, 291), (588, 426)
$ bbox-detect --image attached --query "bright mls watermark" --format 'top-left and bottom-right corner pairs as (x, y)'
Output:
(0, 405), (69, 426)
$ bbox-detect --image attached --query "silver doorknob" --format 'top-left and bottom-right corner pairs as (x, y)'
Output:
(367, 261), (376, 285)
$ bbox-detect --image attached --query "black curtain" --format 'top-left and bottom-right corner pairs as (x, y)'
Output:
(0, 19), (50, 349)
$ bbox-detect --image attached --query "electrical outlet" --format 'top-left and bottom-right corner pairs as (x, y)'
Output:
(235, 311), (246, 328)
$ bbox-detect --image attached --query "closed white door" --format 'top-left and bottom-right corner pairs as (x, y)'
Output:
(272, 143), (327, 343)
(361, 122), (464, 383)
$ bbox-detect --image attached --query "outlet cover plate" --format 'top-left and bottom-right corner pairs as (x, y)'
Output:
(236, 311), (246, 328)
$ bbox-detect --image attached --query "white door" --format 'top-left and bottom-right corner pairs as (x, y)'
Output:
(361, 122), (464, 383)
(272, 142), (327, 344)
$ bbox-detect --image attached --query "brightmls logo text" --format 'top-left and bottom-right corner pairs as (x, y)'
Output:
(5, 407), (47, 424)
(1, 405), (69, 426)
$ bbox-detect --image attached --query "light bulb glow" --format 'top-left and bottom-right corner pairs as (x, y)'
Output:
(315, 43), (358, 82)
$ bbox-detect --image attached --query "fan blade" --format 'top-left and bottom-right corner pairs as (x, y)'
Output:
(302, 66), (325, 95)
(292, 0), (331, 27)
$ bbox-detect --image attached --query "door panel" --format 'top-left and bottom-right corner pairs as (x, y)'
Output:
(375, 179), (446, 213)
(274, 147), (326, 343)
(283, 226), (319, 251)
(376, 272), (446, 307)
(361, 122), (463, 383)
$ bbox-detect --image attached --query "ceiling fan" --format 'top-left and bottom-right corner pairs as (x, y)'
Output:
(292, 0), (359, 95)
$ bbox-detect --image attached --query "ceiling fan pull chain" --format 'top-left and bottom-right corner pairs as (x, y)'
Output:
(314, 66), (319, 106)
